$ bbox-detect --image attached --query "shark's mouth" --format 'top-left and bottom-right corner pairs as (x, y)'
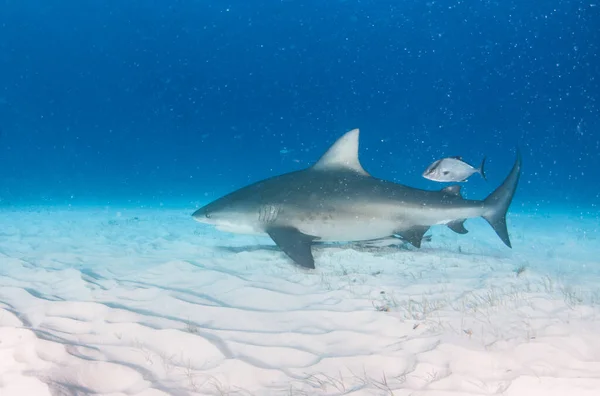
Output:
(215, 223), (261, 235)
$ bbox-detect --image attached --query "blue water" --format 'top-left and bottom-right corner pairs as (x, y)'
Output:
(0, 1), (598, 212)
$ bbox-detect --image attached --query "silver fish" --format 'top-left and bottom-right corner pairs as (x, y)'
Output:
(423, 156), (486, 182)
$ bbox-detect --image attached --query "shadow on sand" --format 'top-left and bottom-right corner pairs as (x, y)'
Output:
(214, 235), (433, 255)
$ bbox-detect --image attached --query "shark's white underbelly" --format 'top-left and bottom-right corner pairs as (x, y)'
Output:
(288, 203), (483, 242)
(294, 217), (400, 242)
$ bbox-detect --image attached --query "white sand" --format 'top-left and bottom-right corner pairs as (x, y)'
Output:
(1, 206), (599, 395)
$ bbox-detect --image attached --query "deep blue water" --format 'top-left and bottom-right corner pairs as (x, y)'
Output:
(0, 1), (598, 212)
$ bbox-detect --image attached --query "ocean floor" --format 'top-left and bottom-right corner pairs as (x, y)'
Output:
(1, 206), (599, 395)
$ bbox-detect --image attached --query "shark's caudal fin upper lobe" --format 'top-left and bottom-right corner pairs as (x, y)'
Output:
(482, 150), (522, 248)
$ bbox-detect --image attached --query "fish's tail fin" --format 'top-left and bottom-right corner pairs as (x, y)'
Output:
(479, 157), (487, 180)
(482, 150), (522, 248)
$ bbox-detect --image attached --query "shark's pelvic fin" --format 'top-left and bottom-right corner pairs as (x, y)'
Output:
(311, 128), (369, 176)
(395, 226), (429, 248)
(482, 149), (522, 248)
(447, 219), (469, 234)
(266, 226), (317, 269)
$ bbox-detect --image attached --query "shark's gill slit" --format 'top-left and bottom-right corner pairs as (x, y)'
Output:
(259, 204), (279, 223)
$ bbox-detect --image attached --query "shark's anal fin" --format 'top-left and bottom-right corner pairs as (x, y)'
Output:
(447, 219), (468, 234)
(266, 226), (317, 269)
(395, 226), (429, 248)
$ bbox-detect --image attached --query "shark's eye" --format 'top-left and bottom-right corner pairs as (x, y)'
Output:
(205, 213), (212, 219)
(442, 171), (450, 175)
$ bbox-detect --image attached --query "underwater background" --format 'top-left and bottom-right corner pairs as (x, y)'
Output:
(0, 0), (598, 212)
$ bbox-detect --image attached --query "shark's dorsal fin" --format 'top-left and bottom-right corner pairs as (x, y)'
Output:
(311, 129), (369, 175)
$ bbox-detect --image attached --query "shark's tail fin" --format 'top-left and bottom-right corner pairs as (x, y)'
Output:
(482, 150), (522, 248)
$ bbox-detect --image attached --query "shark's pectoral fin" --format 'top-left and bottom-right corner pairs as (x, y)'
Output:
(395, 226), (429, 248)
(266, 226), (317, 269)
(447, 219), (469, 234)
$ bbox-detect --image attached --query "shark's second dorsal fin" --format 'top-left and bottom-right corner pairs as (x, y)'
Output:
(441, 185), (463, 197)
(311, 129), (369, 176)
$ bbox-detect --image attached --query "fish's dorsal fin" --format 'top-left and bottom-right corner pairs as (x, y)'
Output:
(441, 185), (463, 197)
(311, 129), (369, 175)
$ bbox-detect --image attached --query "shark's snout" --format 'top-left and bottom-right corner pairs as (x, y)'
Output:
(192, 207), (212, 223)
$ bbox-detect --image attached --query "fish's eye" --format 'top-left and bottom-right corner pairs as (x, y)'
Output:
(442, 171), (450, 175)
(205, 212), (212, 219)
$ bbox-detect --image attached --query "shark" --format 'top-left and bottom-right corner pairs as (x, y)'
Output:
(192, 129), (522, 269)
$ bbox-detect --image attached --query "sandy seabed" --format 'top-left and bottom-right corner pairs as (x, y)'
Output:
(1, 206), (599, 396)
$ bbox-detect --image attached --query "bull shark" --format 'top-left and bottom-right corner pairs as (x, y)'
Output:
(192, 129), (521, 269)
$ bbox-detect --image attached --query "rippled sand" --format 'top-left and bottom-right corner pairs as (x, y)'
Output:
(1, 207), (599, 395)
